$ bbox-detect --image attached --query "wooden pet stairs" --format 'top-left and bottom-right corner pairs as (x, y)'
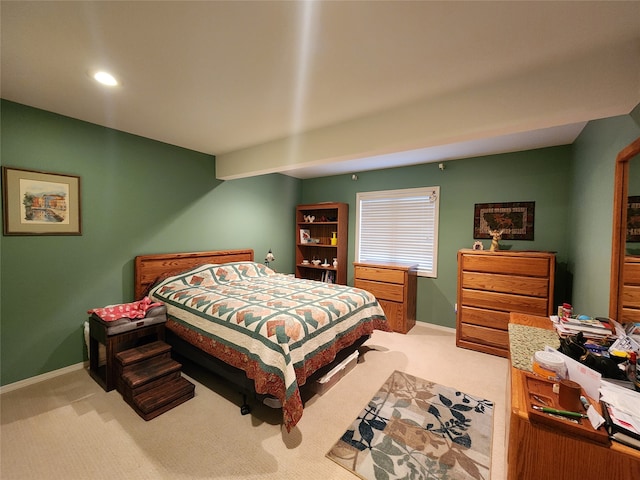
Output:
(115, 340), (195, 420)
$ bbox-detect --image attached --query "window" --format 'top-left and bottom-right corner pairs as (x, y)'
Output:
(356, 186), (439, 277)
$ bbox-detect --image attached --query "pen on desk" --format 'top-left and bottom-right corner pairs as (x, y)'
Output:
(531, 405), (588, 419)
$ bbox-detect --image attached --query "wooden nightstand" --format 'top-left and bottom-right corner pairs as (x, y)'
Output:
(354, 261), (418, 334)
(89, 315), (166, 392)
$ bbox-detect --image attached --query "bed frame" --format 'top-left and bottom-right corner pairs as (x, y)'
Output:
(133, 248), (368, 416)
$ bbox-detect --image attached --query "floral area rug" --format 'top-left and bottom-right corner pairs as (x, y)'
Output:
(326, 371), (494, 480)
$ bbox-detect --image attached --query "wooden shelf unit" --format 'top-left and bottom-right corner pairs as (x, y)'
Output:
(295, 202), (348, 285)
(456, 249), (555, 357)
(354, 261), (418, 334)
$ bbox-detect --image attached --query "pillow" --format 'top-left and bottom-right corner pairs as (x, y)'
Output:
(210, 262), (274, 283)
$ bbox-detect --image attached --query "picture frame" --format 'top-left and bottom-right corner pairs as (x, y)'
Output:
(473, 201), (534, 240)
(2, 166), (82, 235)
(299, 228), (311, 244)
(627, 196), (640, 242)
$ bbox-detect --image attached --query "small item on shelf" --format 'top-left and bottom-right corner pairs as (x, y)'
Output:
(299, 229), (311, 244)
(333, 258), (338, 268)
(331, 231), (337, 245)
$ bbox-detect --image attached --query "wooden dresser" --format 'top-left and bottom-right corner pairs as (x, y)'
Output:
(456, 249), (555, 357)
(354, 261), (418, 334)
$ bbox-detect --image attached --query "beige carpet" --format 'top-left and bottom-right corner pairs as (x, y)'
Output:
(0, 324), (508, 480)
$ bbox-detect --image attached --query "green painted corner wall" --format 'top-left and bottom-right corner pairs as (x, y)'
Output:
(0, 100), (300, 385)
(570, 113), (640, 314)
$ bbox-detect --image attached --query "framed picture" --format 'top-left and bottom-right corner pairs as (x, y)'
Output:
(2, 166), (82, 235)
(299, 228), (311, 244)
(627, 196), (640, 242)
(473, 201), (534, 240)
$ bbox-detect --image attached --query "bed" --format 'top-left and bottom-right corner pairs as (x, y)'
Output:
(134, 249), (389, 431)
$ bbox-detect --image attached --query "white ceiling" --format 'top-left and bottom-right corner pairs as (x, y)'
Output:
(2, 1), (639, 179)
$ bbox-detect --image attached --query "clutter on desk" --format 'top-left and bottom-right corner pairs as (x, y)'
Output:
(550, 305), (640, 386)
(524, 373), (610, 445)
(553, 305), (615, 340)
(542, 306), (640, 449)
(503, 308), (640, 450)
(600, 380), (640, 450)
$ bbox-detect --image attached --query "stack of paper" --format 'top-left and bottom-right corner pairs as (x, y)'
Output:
(600, 381), (640, 449)
(551, 315), (616, 340)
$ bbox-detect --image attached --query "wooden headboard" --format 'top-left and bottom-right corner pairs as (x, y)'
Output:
(134, 249), (254, 300)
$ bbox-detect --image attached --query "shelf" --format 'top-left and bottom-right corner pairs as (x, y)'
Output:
(298, 264), (337, 271)
(295, 202), (348, 285)
(298, 243), (338, 248)
(298, 222), (338, 225)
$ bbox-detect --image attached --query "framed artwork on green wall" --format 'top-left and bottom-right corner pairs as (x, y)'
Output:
(2, 166), (82, 235)
(473, 201), (535, 240)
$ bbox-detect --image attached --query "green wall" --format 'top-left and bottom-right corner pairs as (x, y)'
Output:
(569, 113), (640, 316)
(2, 99), (638, 386)
(0, 100), (300, 385)
(301, 147), (573, 328)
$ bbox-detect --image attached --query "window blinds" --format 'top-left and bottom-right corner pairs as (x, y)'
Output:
(356, 187), (439, 277)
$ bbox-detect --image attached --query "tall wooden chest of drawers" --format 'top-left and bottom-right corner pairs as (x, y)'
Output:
(354, 261), (418, 334)
(456, 249), (555, 357)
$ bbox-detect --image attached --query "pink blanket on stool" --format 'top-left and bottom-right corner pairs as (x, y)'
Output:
(88, 297), (163, 322)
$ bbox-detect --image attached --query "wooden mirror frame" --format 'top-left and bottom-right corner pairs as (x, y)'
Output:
(609, 136), (640, 321)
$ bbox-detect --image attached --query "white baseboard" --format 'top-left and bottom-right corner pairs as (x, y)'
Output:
(0, 361), (88, 395)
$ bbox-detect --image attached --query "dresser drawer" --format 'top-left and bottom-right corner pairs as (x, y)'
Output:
(461, 272), (549, 297)
(461, 254), (550, 277)
(355, 279), (404, 302)
(458, 323), (509, 350)
(459, 306), (510, 331)
(622, 284), (640, 310)
(354, 266), (405, 284)
(460, 288), (549, 316)
(624, 259), (640, 284)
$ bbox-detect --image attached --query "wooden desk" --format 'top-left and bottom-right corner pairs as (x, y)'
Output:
(507, 313), (640, 479)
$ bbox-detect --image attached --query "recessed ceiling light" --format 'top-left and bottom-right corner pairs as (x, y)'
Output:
(93, 71), (118, 86)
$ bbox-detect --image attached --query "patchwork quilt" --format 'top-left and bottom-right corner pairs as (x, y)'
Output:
(149, 262), (389, 430)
